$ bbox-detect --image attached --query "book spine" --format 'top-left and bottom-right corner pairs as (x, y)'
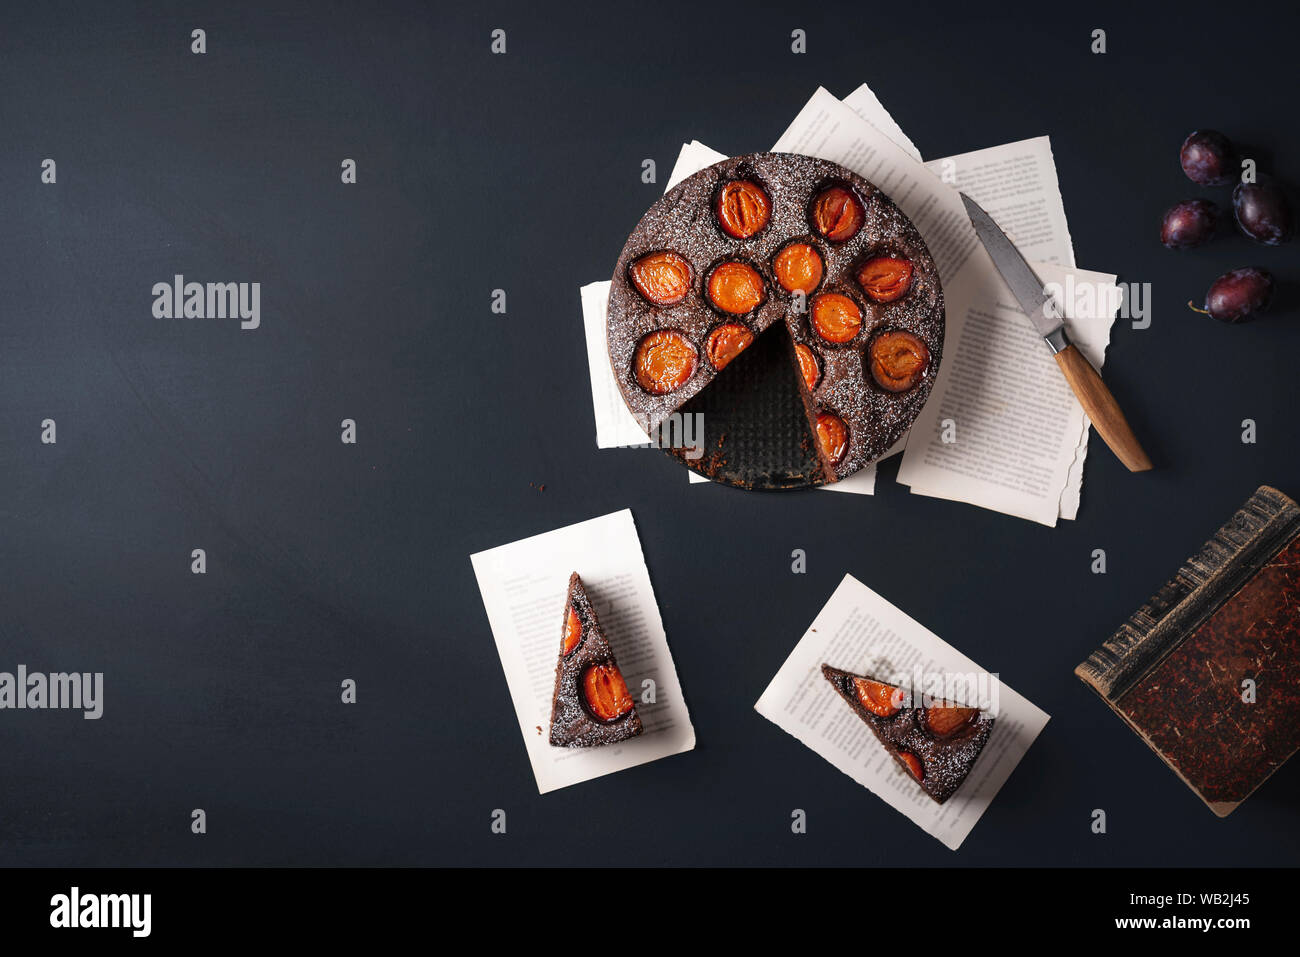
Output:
(1075, 485), (1300, 700)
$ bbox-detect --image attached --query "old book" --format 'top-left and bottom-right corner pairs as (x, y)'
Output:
(1075, 485), (1300, 816)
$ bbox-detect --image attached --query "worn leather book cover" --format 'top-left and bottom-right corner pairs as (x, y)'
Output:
(1075, 485), (1300, 816)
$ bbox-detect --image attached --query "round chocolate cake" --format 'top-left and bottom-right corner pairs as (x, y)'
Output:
(607, 152), (945, 488)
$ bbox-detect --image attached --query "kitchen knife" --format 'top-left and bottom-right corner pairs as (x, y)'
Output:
(960, 193), (1153, 473)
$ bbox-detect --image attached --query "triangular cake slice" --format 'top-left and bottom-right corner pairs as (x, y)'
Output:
(821, 664), (994, 804)
(549, 573), (644, 748)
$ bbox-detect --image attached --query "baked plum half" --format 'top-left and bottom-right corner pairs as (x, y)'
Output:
(868, 330), (930, 392)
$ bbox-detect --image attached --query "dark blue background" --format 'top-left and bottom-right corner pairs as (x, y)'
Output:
(1, 0), (1297, 865)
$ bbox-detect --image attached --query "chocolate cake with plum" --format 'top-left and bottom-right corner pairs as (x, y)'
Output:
(549, 572), (643, 748)
(821, 664), (993, 804)
(607, 152), (944, 487)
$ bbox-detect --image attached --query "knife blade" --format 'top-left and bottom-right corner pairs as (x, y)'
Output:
(960, 193), (1153, 473)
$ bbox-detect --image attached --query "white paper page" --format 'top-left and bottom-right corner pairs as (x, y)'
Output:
(755, 574), (1049, 851)
(897, 263), (1119, 526)
(839, 83), (924, 162)
(582, 281), (653, 449)
(842, 85), (1075, 269)
(926, 138), (1076, 269)
(665, 139), (727, 189)
(470, 510), (695, 793)
(1058, 417), (1096, 520)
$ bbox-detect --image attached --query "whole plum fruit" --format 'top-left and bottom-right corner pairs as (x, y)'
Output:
(1232, 179), (1294, 245)
(1180, 130), (1237, 186)
(1161, 199), (1218, 248)
(1190, 267), (1274, 323)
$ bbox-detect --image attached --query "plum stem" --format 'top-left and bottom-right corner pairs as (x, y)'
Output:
(1187, 300), (1211, 316)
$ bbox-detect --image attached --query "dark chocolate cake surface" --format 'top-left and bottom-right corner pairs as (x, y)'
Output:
(607, 152), (945, 488)
(822, 665), (993, 804)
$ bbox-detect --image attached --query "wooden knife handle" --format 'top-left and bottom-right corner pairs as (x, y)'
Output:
(1053, 344), (1153, 473)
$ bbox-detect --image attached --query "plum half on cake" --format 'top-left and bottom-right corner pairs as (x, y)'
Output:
(549, 572), (643, 748)
(606, 152), (944, 487)
(821, 664), (993, 803)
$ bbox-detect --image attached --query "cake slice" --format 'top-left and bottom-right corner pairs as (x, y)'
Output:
(549, 573), (643, 748)
(821, 664), (994, 803)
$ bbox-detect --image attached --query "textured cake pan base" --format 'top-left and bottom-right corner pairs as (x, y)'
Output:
(666, 325), (825, 489)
